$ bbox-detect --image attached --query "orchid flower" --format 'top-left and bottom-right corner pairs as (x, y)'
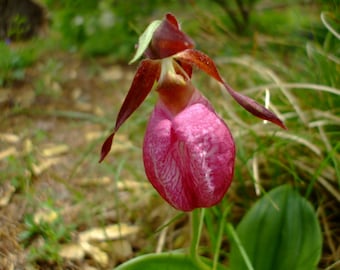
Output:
(100, 14), (286, 211)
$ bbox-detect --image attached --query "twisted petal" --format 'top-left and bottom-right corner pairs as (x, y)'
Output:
(100, 60), (161, 162)
(175, 49), (287, 129)
(143, 94), (235, 211)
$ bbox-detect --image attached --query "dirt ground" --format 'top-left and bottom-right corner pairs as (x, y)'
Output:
(0, 50), (189, 269)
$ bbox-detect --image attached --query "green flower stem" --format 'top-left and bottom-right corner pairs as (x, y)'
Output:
(190, 208), (209, 270)
(226, 223), (254, 270)
(213, 205), (230, 270)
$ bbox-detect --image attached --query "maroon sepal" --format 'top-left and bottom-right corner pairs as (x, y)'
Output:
(176, 49), (287, 129)
(99, 59), (161, 162)
(147, 13), (195, 59)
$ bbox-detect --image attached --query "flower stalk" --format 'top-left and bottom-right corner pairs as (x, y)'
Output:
(190, 208), (209, 269)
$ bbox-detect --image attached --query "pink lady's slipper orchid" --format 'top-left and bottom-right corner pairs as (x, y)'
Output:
(100, 14), (286, 211)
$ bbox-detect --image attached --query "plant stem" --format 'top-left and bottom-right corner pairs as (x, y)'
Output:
(190, 208), (200, 260)
(213, 205), (230, 270)
(190, 208), (209, 269)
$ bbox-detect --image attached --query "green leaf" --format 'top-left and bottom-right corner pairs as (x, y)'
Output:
(129, 20), (162, 64)
(115, 252), (225, 270)
(229, 185), (322, 270)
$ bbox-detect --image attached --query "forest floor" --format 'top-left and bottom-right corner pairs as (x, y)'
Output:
(0, 50), (182, 269)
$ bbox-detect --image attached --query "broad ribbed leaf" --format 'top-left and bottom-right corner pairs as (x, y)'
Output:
(229, 185), (322, 270)
(99, 60), (160, 162)
(176, 49), (286, 129)
(115, 252), (225, 270)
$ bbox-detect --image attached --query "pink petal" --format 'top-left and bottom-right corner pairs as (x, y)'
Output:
(143, 95), (235, 211)
(175, 49), (287, 129)
(99, 60), (160, 162)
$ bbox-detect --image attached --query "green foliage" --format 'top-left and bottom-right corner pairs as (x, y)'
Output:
(210, 0), (260, 33)
(42, 0), (177, 59)
(7, 15), (30, 40)
(115, 252), (203, 270)
(115, 252), (225, 270)
(0, 42), (38, 86)
(2, 153), (35, 193)
(20, 202), (74, 263)
(34, 58), (64, 98)
(306, 11), (340, 88)
(229, 185), (322, 270)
